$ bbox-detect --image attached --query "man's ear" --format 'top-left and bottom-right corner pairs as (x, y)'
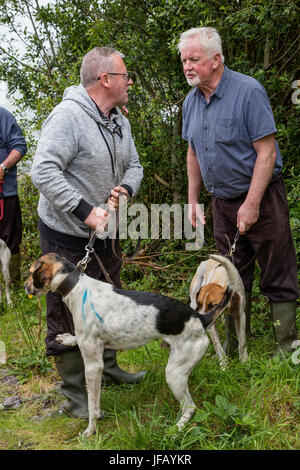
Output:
(98, 72), (110, 88)
(212, 53), (221, 69)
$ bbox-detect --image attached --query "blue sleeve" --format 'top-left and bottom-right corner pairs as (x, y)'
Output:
(244, 87), (277, 142)
(182, 97), (196, 152)
(0, 108), (27, 156)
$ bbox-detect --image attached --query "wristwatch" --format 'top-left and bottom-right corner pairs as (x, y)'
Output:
(0, 163), (8, 175)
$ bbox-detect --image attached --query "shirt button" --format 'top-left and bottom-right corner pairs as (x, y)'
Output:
(205, 147), (208, 151)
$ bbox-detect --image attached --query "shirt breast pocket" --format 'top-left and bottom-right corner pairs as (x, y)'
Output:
(215, 119), (240, 144)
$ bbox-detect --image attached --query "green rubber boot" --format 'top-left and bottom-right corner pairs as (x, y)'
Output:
(54, 350), (89, 419)
(270, 301), (298, 356)
(9, 252), (21, 284)
(54, 349), (146, 418)
(223, 291), (252, 356)
(102, 349), (147, 385)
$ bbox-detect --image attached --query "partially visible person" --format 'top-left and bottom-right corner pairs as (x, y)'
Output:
(31, 47), (145, 420)
(178, 27), (299, 357)
(0, 106), (27, 283)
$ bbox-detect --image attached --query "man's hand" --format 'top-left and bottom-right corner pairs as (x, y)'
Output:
(188, 203), (206, 228)
(237, 133), (276, 235)
(84, 206), (110, 233)
(107, 186), (129, 211)
(237, 201), (259, 235)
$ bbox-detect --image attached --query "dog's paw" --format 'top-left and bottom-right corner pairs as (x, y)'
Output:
(82, 426), (95, 438)
(56, 333), (78, 347)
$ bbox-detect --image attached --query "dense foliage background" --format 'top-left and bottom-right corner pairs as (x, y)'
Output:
(0, 0), (299, 201)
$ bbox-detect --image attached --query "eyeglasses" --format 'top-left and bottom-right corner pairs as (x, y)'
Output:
(98, 72), (134, 82)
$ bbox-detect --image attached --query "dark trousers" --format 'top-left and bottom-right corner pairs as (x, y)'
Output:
(40, 234), (122, 356)
(212, 176), (299, 302)
(0, 195), (22, 254)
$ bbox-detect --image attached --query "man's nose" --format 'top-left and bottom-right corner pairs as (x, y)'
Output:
(183, 61), (192, 71)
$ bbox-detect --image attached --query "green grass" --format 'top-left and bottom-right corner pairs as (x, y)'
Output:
(0, 254), (299, 450)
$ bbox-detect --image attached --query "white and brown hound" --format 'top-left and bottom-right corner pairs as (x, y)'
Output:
(190, 254), (248, 369)
(24, 253), (237, 437)
(0, 239), (11, 305)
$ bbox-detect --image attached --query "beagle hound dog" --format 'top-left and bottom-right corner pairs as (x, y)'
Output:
(190, 254), (248, 369)
(0, 239), (11, 305)
(24, 253), (235, 437)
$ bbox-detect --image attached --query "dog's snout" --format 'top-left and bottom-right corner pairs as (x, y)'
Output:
(24, 278), (35, 296)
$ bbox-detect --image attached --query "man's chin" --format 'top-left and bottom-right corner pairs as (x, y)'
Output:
(186, 77), (201, 87)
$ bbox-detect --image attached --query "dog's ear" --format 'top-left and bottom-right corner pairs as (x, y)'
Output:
(190, 264), (206, 309)
(32, 261), (53, 288)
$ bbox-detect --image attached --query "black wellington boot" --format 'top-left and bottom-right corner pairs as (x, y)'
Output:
(270, 301), (298, 357)
(102, 349), (147, 385)
(54, 350), (89, 418)
(9, 252), (21, 284)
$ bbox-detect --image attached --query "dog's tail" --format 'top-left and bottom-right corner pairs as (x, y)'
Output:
(197, 285), (233, 329)
(0, 238), (9, 251)
(210, 254), (241, 291)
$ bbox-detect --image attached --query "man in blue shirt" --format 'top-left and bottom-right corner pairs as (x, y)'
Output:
(178, 27), (298, 357)
(0, 106), (27, 282)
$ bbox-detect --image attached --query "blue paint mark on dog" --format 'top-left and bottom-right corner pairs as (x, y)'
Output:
(82, 289), (87, 326)
(81, 290), (103, 327)
(89, 290), (104, 323)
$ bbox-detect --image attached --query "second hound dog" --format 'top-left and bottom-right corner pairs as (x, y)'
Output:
(24, 252), (237, 437)
(0, 239), (11, 305)
(190, 254), (248, 369)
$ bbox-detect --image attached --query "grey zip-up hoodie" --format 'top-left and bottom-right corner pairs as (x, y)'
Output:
(31, 84), (143, 239)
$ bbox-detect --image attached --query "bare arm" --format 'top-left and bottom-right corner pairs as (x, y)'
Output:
(187, 144), (206, 227)
(0, 149), (23, 179)
(237, 133), (277, 234)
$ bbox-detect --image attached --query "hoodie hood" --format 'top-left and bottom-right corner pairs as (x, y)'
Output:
(62, 84), (123, 126)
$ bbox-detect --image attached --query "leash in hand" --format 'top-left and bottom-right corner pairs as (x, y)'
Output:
(225, 229), (240, 261)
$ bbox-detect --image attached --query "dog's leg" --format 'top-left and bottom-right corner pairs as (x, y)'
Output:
(208, 324), (227, 370)
(234, 311), (248, 362)
(3, 268), (12, 304)
(166, 335), (210, 430)
(56, 333), (78, 347)
(80, 339), (104, 437)
(1, 258), (12, 304)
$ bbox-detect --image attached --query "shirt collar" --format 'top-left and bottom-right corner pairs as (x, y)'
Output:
(195, 65), (230, 102)
(213, 65), (230, 99)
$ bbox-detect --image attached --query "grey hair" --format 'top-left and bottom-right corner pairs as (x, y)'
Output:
(80, 47), (125, 88)
(177, 27), (224, 63)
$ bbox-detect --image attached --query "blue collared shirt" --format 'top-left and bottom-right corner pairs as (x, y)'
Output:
(182, 66), (282, 199)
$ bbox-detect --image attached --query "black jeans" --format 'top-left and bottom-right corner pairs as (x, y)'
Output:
(212, 176), (299, 302)
(40, 234), (122, 356)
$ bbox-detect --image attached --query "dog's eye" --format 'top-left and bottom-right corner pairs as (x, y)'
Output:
(207, 303), (215, 311)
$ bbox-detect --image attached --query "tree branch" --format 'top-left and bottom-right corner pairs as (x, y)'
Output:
(0, 45), (43, 75)
(23, 0), (53, 76)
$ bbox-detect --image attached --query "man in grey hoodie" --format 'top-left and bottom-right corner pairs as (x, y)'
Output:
(31, 47), (145, 420)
